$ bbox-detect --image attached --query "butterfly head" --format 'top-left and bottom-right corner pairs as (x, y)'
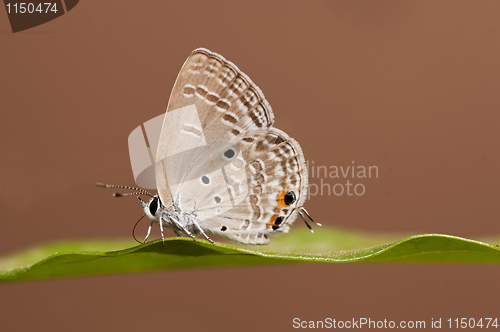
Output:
(138, 195), (163, 220)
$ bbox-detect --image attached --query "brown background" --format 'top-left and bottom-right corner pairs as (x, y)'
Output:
(1, 1), (499, 331)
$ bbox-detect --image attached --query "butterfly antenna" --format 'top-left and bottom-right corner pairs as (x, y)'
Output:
(132, 214), (147, 244)
(113, 192), (148, 197)
(96, 183), (155, 198)
(300, 207), (322, 226)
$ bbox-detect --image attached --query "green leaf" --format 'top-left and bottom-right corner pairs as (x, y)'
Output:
(0, 228), (499, 282)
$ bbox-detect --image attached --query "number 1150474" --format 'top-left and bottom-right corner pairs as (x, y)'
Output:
(448, 318), (498, 329)
(5, 3), (58, 14)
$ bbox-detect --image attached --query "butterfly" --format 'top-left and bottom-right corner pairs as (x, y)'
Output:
(98, 48), (318, 245)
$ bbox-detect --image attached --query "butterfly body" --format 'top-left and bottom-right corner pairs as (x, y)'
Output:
(100, 48), (316, 245)
(139, 196), (204, 240)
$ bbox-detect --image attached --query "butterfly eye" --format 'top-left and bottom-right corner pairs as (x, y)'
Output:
(284, 191), (296, 205)
(223, 148), (235, 159)
(149, 197), (159, 216)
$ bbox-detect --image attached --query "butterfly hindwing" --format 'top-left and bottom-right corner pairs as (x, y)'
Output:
(196, 128), (308, 245)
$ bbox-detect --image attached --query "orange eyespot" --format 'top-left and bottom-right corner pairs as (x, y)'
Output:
(267, 214), (278, 229)
(277, 190), (296, 207)
(277, 191), (288, 207)
(267, 213), (286, 230)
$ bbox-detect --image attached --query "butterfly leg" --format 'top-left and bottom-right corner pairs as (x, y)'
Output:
(159, 217), (166, 244)
(143, 220), (154, 243)
(191, 219), (215, 245)
(168, 216), (197, 241)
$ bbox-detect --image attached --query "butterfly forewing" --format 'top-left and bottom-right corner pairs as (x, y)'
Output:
(156, 49), (275, 207)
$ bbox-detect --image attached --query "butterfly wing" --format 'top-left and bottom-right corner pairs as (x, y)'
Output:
(155, 49), (308, 245)
(156, 48), (275, 207)
(197, 128), (308, 244)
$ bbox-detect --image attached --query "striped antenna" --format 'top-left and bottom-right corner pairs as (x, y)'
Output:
(96, 183), (155, 198)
